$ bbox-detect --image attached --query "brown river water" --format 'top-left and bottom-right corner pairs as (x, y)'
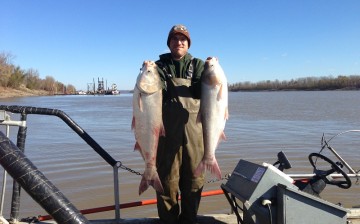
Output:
(0, 91), (360, 220)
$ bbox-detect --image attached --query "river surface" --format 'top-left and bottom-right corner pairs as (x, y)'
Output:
(0, 91), (359, 220)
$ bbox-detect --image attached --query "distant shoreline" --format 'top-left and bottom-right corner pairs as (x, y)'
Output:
(1, 87), (359, 99)
(0, 87), (51, 99)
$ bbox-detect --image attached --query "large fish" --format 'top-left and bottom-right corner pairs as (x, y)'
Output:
(132, 61), (165, 195)
(195, 57), (228, 179)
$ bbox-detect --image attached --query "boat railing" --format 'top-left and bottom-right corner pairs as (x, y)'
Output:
(0, 105), (123, 223)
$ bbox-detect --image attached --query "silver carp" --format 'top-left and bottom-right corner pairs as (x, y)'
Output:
(195, 57), (228, 179)
(131, 61), (164, 195)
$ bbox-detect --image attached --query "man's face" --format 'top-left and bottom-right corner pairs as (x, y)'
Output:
(169, 33), (189, 60)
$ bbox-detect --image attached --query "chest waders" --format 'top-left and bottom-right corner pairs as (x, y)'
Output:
(156, 77), (205, 224)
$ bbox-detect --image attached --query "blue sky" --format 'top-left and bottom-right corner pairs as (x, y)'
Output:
(1, 1), (360, 91)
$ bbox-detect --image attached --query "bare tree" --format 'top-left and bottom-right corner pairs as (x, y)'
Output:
(24, 68), (41, 89)
(43, 76), (56, 92)
(7, 66), (25, 88)
(66, 84), (76, 94)
(0, 52), (15, 87)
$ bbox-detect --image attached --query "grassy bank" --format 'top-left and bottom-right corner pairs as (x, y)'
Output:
(0, 87), (50, 99)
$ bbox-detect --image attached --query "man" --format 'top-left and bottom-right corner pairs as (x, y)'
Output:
(155, 24), (205, 224)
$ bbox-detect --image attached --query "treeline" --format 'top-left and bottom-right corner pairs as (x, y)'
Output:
(229, 75), (360, 91)
(0, 52), (76, 94)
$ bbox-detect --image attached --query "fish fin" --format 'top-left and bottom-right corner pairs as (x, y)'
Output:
(160, 123), (166, 137)
(134, 142), (141, 151)
(224, 107), (229, 120)
(217, 84), (224, 101)
(220, 131), (227, 141)
(138, 93), (143, 112)
(131, 116), (135, 130)
(139, 176), (150, 195)
(215, 132), (226, 148)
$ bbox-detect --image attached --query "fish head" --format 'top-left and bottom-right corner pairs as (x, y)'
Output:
(202, 57), (225, 86)
(136, 61), (162, 94)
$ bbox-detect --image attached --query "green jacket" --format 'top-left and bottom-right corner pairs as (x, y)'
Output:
(156, 53), (204, 99)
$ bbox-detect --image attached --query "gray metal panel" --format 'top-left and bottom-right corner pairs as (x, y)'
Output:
(224, 160), (298, 224)
(225, 160), (297, 203)
(277, 184), (348, 224)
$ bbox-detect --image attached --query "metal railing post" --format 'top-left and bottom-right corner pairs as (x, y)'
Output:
(0, 116), (10, 224)
(10, 113), (27, 223)
(113, 162), (121, 222)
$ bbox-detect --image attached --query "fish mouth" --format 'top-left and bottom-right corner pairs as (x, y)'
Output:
(136, 83), (161, 94)
(136, 69), (162, 94)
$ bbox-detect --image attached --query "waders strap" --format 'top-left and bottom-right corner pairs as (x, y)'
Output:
(187, 57), (194, 79)
(157, 57), (195, 102)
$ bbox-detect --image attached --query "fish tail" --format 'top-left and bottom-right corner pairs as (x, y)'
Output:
(194, 158), (222, 180)
(150, 171), (164, 194)
(138, 171), (164, 195)
(139, 176), (150, 195)
(194, 160), (206, 177)
(208, 158), (222, 180)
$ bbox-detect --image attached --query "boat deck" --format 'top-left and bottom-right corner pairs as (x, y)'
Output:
(2, 214), (238, 224)
(94, 214), (238, 224)
(5, 209), (360, 224)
